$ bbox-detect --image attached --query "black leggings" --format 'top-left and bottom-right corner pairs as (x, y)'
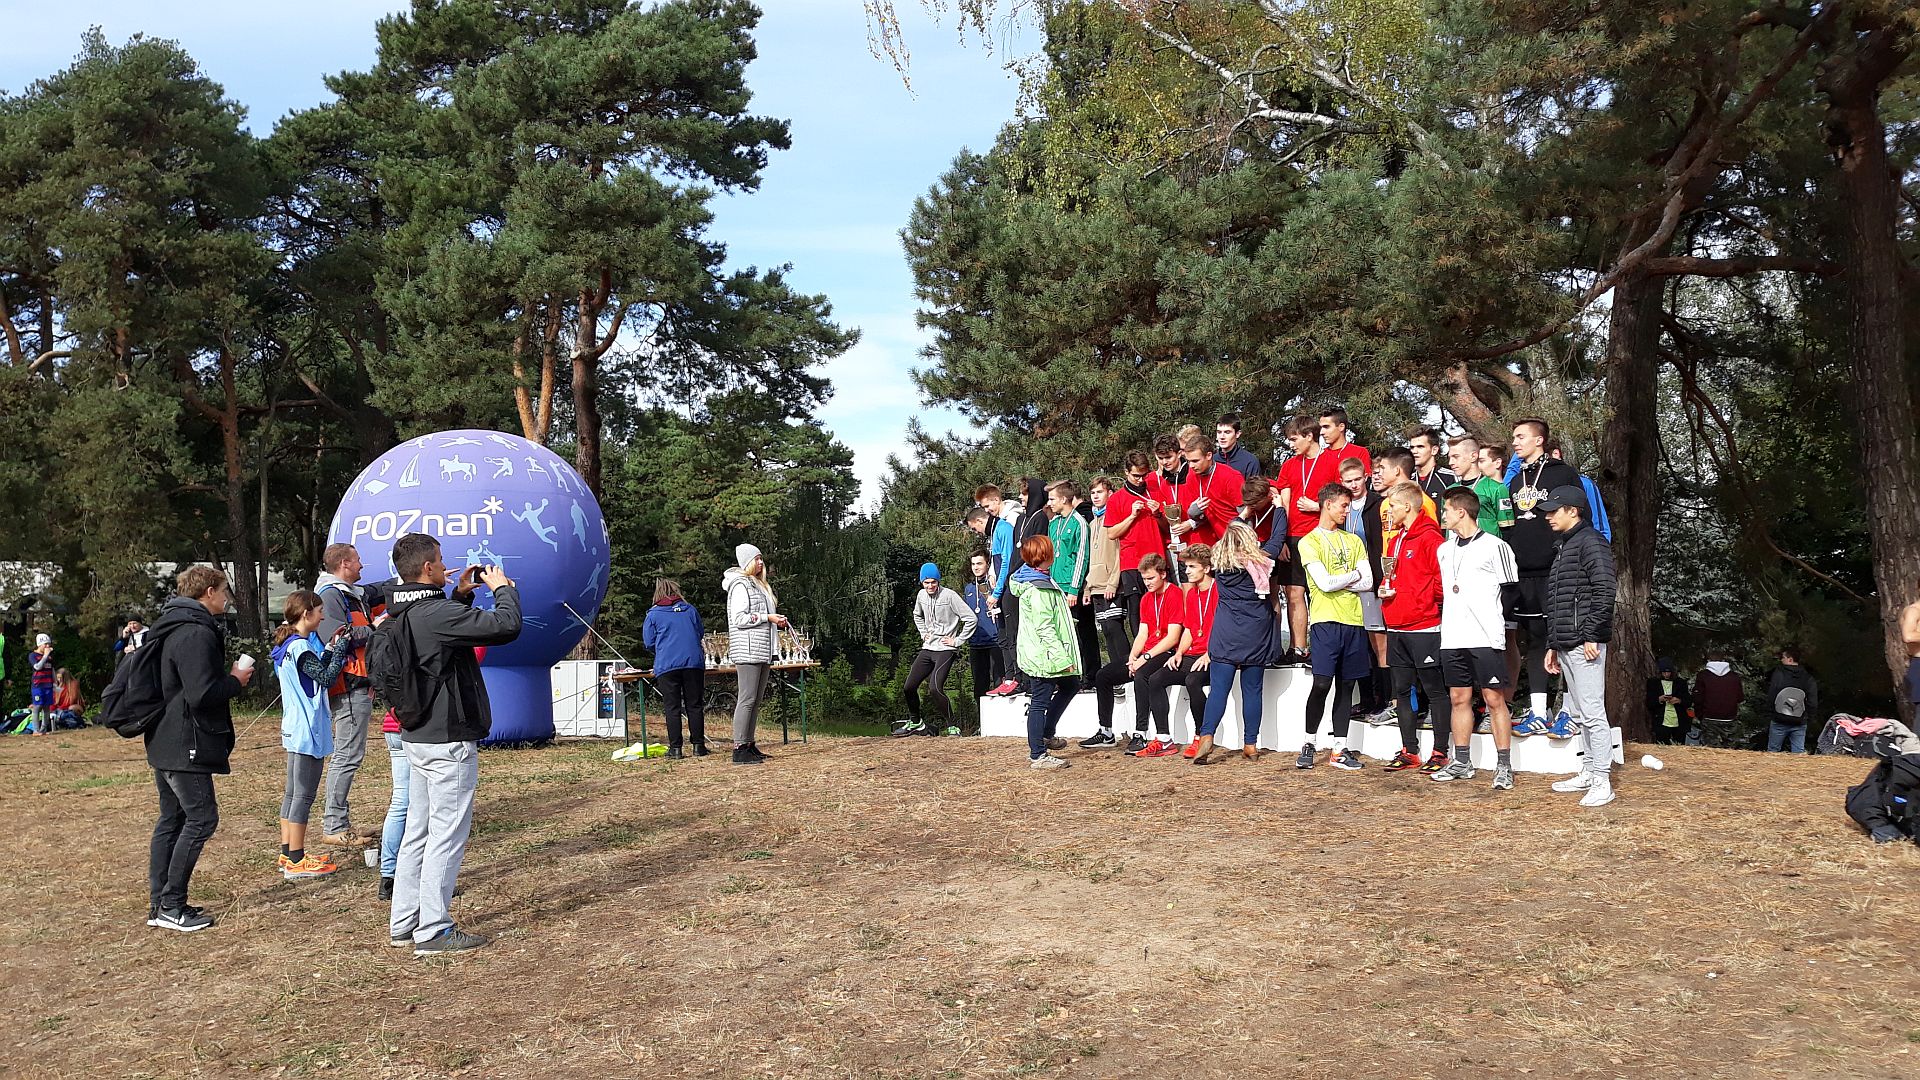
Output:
(1304, 675), (1355, 739)
(656, 666), (707, 747)
(1518, 615), (1552, 699)
(1392, 664), (1449, 754)
(904, 649), (959, 725)
(969, 646), (1003, 709)
(1148, 659), (1210, 734)
(1094, 652), (1172, 733)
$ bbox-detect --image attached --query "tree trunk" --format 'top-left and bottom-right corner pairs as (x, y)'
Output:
(573, 290), (604, 496)
(1596, 273), (1663, 743)
(219, 409), (263, 641)
(1821, 29), (1920, 721)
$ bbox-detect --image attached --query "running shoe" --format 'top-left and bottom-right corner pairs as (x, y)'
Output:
(1512, 713), (1549, 737)
(1490, 765), (1514, 791)
(1419, 751), (1449, 773)
(1295, 742), (1316, 769)
(1546, 710), (1577, 738)
(1348, 704), (1371, 722)
(1080, 728), (1118, 750)
(1383, 749), (1421, 771)
(414, 927), (489, 956)
(1044, 737), (1067, 750)
(1368, 705), (1399, 727)
(1473, 717), (1493, 735)
(1122, 733), (1150, 755)
(1430, 759), (1475, 783)
(1182, 740), (1202, 759)
(891, 723), (927, 738)
(1580, 781), (1617, 808)
(1551, 772), (1594, 793)
(280, 853), (339, 881)
(151, 907), (215, 933)
(987, 679), (1020, 697)
(1330, 749), (1365, 771)
(1140, 738), (1182, 758)
(1029, 754), (1070, 771)
(943, 726), (962, 737)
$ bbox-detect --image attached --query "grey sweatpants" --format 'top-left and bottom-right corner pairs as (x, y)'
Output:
(733, 662), (770, 744)
(1557, 644), (1612, 779)
(323, 685), (372, 835)
(389, 740), (478, 943)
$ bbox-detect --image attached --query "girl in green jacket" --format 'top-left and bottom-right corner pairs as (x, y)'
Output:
(1011, 535), (1082, 769)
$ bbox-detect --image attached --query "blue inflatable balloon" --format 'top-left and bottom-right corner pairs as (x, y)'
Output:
(327, 430), (610, 743)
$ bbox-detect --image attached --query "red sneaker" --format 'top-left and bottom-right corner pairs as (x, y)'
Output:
(1139, 739), (1181, 758)
(1384, 749), (1421, 771)
(1182, 740), (1201, 759)
(987, 680), (1020, 697)
(1419, 751), (1449, 773)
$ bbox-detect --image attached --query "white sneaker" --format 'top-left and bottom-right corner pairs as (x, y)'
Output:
(1029, 754), (1070, 771)
(1579, 782), (1616, 808)
(1551, 772), (1594, 793)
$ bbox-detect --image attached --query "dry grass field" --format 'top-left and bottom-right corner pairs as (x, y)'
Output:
(3, 724), (1918, 1079)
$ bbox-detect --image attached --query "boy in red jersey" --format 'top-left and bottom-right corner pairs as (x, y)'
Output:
(1378, 482), (1449, 771)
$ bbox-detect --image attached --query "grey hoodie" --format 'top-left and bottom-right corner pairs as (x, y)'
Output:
(913, 586), (978, 653)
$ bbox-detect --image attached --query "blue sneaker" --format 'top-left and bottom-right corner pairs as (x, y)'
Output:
(1546, 710), (1576, 738)
(1512, 712), (1550, 737)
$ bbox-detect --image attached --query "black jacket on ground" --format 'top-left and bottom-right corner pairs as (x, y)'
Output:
(1763, 664), (1820, 726)
(385, 582), (523, 744)
(1544, 520), (1615, 649)
(144, 597), (244, 774)
(1507, 457), (1582, 573)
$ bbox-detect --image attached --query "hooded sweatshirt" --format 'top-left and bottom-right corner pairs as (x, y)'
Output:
(643, 596), (705, 675)
(914, 585), (978, 652)
(384, 582), (523, 744)
(1381, 511), (1444, 633)
(723, 568), (779, 665)
(1764, 664), (1819, 725)
(143, 596), (244, 774)
(1691, 661), (1743, 721)
(1010, 566), (1080, 678)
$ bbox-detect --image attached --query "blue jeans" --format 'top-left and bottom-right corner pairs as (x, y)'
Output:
(1025, 676), (1079, 759)
(1767, 722), (1805, 753)
(1199, 661), (1266, 743)
(379, 731), (409, 877)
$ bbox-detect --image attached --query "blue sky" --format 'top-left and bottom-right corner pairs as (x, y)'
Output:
(2, 1), (1034, 505)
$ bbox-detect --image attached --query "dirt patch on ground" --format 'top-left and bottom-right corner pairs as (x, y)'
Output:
(3, 727), (1918, 1078)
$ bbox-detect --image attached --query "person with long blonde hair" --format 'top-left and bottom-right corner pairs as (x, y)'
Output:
(724, 544), (787, 765)
(1190, 519), (1286, 764)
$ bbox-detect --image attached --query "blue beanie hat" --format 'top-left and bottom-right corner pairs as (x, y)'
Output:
(919, 562), (940, 582)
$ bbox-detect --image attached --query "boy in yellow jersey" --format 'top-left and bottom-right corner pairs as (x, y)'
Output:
(1296, 483), (1373, 771)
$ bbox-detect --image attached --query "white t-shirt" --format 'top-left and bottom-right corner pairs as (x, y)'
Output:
(1438, 530), (1517, 651)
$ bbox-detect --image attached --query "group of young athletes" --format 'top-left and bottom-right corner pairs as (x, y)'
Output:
(951, 408), (1621, 808)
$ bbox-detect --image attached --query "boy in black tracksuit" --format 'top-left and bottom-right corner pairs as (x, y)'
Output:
(144, 567), (254, 932)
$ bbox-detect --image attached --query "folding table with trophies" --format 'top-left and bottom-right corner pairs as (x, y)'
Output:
(610, 628), (820, 751)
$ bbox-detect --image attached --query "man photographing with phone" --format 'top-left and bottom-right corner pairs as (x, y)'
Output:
(380, 533), (522, 956)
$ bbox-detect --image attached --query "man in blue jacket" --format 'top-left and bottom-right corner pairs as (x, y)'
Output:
(962, 551), (1002, 715)
(965, 506), (1020, 695)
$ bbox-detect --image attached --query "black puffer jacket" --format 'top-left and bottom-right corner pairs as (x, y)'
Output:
(1545, 520), (1616, 649)
(144, 597), (244, 774)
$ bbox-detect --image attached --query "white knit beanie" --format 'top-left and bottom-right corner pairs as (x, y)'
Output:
(735, 543), (762, 570)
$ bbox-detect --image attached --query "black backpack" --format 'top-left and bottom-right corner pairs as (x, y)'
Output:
(100, 623), (183, 738)
(367, 603), (442, 730)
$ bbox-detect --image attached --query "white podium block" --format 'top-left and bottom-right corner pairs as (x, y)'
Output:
(976, 666), (1621, 774)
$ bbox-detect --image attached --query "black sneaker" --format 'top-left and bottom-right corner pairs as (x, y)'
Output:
(732, 747), (763, 765)
(1331, 749), (1365, 771)
(379, 876), (394, 902)
(1122, 733), (1149, 755)
(413, 927), (488, 956)
(147, 903), (206, 927)
(1079, 728), (1118, 749)
(1295, 742), (1317, 769)
(691, 743), (711, 757)
(918, 723), (942, 736)
(892, 723), (926, 738)
(151, 907), (214, 933)
(665, 745), (685, 759)
(745, 743), (769, 761)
